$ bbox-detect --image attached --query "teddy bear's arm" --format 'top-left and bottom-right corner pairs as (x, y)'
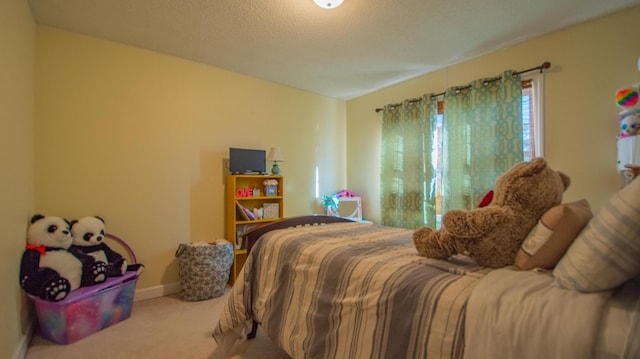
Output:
(20, 250), (71, 301)
(97, 243), (127, 276)
(99, 243), (125, 263)
(443, 207), (508, 238)
(20, 250), (40, 283)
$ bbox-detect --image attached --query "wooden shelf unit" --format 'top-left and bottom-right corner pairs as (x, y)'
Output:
(226, 175), (283, 285)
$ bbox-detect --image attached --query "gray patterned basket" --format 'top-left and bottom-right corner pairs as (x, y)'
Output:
(175, 241), (233, 301)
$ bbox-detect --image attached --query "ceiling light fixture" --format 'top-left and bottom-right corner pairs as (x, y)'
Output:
(313, 0), (344, 9)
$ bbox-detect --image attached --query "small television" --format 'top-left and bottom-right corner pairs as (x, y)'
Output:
(229, 148), (266, 174)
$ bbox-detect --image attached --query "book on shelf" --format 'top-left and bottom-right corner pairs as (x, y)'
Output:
(242, 206), (256, 220)
(236, 231), (245, 249)
(235, 200), (250, 220)
(235, 200), (256, 220)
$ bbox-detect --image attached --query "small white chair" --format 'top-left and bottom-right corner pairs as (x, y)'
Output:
(327, 197), (363, 222)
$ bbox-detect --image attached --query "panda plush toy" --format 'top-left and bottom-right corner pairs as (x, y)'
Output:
(20, 214), (108, 302)
(70, 216), (144, 277)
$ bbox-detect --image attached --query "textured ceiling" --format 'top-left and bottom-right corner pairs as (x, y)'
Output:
(27, 0), (640, 100)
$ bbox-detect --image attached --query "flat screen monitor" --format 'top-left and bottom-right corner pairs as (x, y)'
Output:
(229, 148), (266, 174)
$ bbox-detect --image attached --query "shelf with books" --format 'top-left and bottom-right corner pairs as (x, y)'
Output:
(226, 175), (284, 285)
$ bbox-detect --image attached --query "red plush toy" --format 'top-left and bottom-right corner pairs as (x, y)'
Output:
(478, 190), (494, 208)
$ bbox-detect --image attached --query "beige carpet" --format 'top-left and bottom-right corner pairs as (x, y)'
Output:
(25, 288), (291, 359)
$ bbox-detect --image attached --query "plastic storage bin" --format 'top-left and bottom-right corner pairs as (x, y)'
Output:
(29, 233), (140, 344)
(32, 271), (137, 344)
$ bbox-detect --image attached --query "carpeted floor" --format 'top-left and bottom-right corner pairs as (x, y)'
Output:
(25, 288), (291, 359)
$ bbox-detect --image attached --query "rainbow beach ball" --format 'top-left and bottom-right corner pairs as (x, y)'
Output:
(616, 87), (639, 109)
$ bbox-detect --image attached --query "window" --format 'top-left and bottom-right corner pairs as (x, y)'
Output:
(521, 72), (545, 159)
(431, 73), (544, 226)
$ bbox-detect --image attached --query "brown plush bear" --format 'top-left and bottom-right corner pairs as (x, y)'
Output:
(412, 158), (570, 268)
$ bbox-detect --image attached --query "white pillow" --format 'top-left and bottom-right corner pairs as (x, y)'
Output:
(553, 177), (640, 292)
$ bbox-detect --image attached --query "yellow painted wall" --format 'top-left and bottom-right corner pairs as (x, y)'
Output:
(6, 3), (639, 357)
(1, 0), (35, 358)
(34, 27), (347, 292)
(347, 5), (640, 223)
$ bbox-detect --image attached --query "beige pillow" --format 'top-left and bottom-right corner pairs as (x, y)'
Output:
(514, 199), (592, 270)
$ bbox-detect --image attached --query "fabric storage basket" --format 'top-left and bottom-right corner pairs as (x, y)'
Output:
(30, 233), (140, 344)
(175, 241), (234, 301)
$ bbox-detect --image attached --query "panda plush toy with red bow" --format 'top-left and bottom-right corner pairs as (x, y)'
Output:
(20, 214), (108, 302)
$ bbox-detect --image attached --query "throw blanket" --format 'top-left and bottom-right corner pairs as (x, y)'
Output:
(464, 268), (611, 359)
(212, 222), (491, 359)
(593, 277), (640, 358)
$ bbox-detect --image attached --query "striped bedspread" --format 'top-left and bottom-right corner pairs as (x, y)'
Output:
(212, 222), (492, 359)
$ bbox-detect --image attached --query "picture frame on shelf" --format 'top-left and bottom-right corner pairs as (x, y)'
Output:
(264, 179), (279, 196)
(263, 203), (280, 219)
(265, 185), (277, 196)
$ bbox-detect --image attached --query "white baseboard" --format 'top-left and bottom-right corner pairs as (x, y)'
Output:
(13, 320), (33, 359)
(133, 281), (181, 302)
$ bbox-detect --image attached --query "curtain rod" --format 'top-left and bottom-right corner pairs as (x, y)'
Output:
(374, 61), (550, 113)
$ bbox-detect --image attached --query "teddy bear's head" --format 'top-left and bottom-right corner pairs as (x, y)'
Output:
(491, 157), (570, 215)
(617, 112), (640, 138)
(27, 214), (73, 249)
(70, 216), (106, 247)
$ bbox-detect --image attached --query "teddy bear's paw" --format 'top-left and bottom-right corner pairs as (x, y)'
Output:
(118, 258), (127, 275)
(43, 278), (70, 302)
(412, 227), (455, 260)
(127, 263), (145, 276)
(412, 226), (435, 239)
(107, 259), (127, 277)
(92, 261), (108, 283)
(416, 244), (451, 260)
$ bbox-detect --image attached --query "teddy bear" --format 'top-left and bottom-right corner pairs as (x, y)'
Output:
(70, 216), (144, 277)
(617, 111), (640, 138)
(20, 214), (109, 301)
(70, 216), (126, 277)
(615, 61), (640, 177)
(412, 157), (570, 268)
(615, 84), (640, 138)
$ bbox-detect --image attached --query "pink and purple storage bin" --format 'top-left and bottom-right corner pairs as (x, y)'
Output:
(31, 270), (138, 344)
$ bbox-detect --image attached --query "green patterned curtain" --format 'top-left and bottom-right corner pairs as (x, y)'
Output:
(380, 95), (438, 228)
(441, 70), (523, 213)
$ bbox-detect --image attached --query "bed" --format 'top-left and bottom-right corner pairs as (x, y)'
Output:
(211, 213), (640, 359)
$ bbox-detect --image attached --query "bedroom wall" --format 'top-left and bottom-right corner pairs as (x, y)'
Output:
(5, 5), (637, 358)
(1, 0), (35, 358)
(347, 5), (640, 224)
(34, 27), (347, 293)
